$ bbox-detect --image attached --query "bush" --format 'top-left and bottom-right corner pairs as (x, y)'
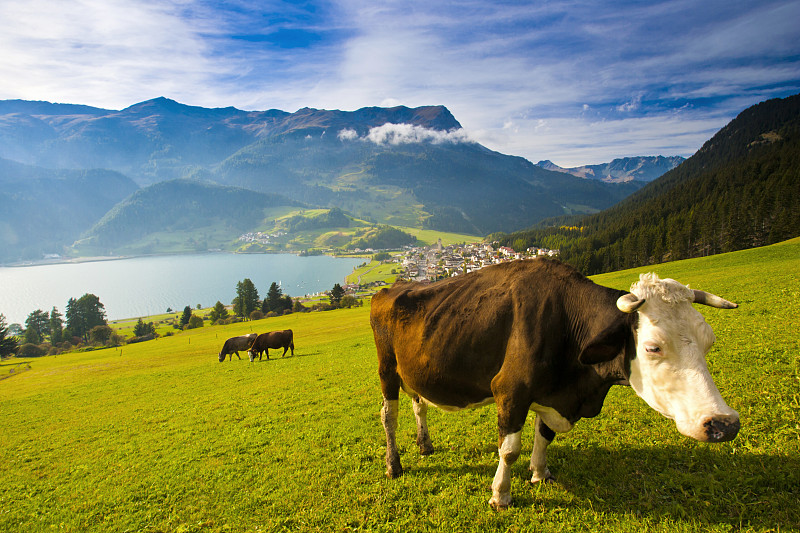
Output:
(186, 315), (204, 329)
(249, 310), (264, 321)
(89, 325), (114, 345)
(339, 295), (362, 308)
(18, 343), (48, 357)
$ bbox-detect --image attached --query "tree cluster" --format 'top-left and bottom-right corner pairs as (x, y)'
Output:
(5, 293), (110, 357)
(230, 279), (295, 320)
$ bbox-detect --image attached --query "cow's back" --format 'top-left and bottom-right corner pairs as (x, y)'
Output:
(371, 259), (624, 409)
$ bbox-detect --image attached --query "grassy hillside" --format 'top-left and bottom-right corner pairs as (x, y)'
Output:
(1, 239), (798, 531)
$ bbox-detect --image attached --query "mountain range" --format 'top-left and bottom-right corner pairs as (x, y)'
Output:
(536, 156), (685, 183)
(0, 97), (681, 262)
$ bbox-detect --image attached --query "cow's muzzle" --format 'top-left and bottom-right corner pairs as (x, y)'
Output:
(702, 415), (740, 443)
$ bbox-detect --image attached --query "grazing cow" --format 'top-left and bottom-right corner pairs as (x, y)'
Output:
(248, 329), (295, 361)
(218, 333), (257, 362)
(370, 258), (740, 509)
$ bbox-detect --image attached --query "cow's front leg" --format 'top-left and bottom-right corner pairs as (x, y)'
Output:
(234, 351), (241, 360)
(490, 431), (522, 510)
(381, 398), (402, 477)
(411, 396), (434, 455)
(529, 416), (556, 484)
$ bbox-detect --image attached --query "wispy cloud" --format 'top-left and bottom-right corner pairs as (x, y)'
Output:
(0, 0), (798, 166)
(338, 124), (473, 145)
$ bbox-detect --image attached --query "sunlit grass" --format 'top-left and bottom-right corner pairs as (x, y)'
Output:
(1, 240), (798, 531)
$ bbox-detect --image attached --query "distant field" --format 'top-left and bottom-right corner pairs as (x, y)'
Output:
(1, 239), (798, 532)
(397, 226), (481, 246)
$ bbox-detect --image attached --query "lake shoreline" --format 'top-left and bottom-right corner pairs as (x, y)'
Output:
(0, 253), (364, 325)
(0, 249), (372, 269)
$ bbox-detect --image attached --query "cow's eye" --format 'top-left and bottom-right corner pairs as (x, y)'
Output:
(644, 344), (661, 354)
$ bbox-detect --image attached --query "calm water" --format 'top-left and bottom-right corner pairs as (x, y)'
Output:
(0, 253), (363, 325)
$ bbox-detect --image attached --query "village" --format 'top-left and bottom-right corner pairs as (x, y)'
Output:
(347, 240), (560, 291)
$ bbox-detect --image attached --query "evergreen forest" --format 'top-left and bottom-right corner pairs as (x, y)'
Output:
(495, 94), (800, 274)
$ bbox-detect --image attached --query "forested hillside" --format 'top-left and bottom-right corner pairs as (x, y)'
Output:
(78, 179), (301, 251)
(0, 158), (138, 261)
(496, 93), (800, 274)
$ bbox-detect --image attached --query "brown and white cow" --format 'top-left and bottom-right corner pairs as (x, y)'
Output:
(218, 333), (257, 362)
(370, 258), (740, 509)
(248, 329), (295, 361)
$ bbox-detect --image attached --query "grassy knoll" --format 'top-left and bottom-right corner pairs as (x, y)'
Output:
(1, 240), (798, 532)
(346, 260), (399, 286)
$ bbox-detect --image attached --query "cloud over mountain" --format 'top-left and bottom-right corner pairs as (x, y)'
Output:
(338, 124), (473, 146)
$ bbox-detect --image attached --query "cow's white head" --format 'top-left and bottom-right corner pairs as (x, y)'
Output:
(617, 273), (740, 443)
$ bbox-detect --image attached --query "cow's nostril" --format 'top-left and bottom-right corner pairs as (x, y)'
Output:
(704, 417), (740, 442)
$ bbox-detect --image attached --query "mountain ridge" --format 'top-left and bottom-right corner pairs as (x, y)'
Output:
(496, 93), (800, 274)
(536, 156), (685, 183)
(0, 97), (680, 261)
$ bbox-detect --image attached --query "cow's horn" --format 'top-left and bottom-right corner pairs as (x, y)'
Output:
(692, 290), (738, 309)
(617, 293), (645, 313)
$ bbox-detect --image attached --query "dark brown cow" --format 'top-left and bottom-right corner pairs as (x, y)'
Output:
(248, 329), (295, 361)
(218, 333), (257, 362)
(371, 258), (740, 509)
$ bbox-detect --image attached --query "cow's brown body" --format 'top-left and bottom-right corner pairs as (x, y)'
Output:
(249, 329), (294, 361)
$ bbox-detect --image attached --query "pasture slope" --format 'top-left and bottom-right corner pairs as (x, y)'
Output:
(1, 238), (798, 532)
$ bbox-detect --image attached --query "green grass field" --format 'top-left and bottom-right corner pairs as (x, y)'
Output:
(1, 239), (798, 532)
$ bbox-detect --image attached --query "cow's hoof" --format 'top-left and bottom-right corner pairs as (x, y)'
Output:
(529, 467), (555, 485)
(489, 496), (511, 511)
(418, 444), (434, 456)
(529, 473), (556, 485)
(386, 467), (403, 479)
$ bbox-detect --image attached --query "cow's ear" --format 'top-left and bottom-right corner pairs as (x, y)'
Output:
(579, 320), (629, 365)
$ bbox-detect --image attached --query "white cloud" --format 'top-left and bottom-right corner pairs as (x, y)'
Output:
(0, 0), (797, 166)
(0, 0), (239, 109)
(338, 124), (474, 146)
(337, 128), (358, 141)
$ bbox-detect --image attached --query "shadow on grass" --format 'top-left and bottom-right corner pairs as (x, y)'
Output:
(405, 444), (799, 528)
(250, 350), (320, 362)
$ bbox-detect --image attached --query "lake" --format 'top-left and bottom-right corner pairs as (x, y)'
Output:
(0, 253), (364, 325)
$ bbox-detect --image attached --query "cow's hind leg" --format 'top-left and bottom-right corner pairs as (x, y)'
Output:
(378, 346), (403, 478)
(412, 396), (434, 455)
(529, 416), (556, 484)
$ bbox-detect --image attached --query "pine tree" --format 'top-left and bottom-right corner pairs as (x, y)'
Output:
(233, 279), (259, 318)
(0, 314), (20, 359)
(263, 282), (288, 314)
(180, 306), (192, 327)
(66, 294), (107, 342)
(49, 307), (63, 344)
(24, 309), (49, 344)
(209, 301), (229, 323)
(329, 283), (345, 307)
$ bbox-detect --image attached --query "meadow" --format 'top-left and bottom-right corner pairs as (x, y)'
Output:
(1, 239), (798, 532)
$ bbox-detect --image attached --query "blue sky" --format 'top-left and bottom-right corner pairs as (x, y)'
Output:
(1, 0), (798, 166)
